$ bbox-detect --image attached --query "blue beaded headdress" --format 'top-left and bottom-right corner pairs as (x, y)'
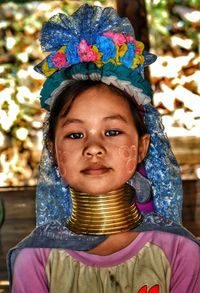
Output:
(35, 4), (183, 226)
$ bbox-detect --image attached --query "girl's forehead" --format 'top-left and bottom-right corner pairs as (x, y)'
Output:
(56, 86), (135, 129)
(66, 86), (130, 114)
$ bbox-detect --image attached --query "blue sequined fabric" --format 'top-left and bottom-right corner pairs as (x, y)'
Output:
(40, 5), (134, 53)
(144, 104), (183, 222)
(36, 115), (71, 226)
(36, 147), (71, 226)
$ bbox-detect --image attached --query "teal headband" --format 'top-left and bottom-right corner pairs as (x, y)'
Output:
(40, 63), (154, 111)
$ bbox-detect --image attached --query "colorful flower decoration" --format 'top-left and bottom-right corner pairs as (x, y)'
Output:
(37, 31), (146, 77)
(34, 4), (155, 78)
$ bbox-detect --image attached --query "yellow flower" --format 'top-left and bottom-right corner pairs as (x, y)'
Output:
(42, 61), (57, 77)
(139, 55), (145, 64)
(118, 43), (128, 57)
(58, 46), (67, 53)
(112, 45), (122, 65)
(92, 45), (103, 67)
(135, 41), (144, 54)
(131, 55), (144, 68)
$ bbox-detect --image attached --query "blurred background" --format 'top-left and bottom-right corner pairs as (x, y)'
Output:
(0, 0), (199, 291)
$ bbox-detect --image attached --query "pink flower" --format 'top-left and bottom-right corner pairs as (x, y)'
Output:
(51, 52), (68, 69)
(78, 40), (98, 62)
(135, 47), (141, 54)
(78, 39), (88, 52)
(103, 31), (115, 39)
(126, 36), (135, 43)
(103, 31), (126, 46)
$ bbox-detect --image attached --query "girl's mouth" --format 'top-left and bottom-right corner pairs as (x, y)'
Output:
(81, 165), (111, 175)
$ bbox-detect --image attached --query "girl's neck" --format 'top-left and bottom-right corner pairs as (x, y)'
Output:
(67, 184), (143, 235)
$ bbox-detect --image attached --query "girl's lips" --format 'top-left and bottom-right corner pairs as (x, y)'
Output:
(81, 165), (111, 175)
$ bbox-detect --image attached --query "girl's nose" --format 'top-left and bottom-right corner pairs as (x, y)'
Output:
(83, 142), (106, 158)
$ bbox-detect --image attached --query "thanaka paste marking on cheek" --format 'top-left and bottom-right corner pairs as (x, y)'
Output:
(118, 145), (131, 158)
(118, 144), (137, 160)
(118, 145), (137, 173)
(130, 145), (137, 158)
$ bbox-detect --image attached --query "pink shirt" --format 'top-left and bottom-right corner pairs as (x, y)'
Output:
(12, 231), (200, 293)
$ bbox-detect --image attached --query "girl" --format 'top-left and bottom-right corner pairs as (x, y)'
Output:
(8, 4), (200, 293)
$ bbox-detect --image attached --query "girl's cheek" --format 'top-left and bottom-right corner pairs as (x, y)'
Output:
(118, 145), (137, 174)
(118, 145), (131, 158)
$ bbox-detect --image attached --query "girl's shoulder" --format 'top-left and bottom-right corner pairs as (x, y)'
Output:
(137, 230), (200, 259)
(134, 212), (200, 246)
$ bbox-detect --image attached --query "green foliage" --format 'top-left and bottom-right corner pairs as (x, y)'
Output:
(146, 0), (199, 50)
(146, 0), (171, 36)
(175, 0), (200, 9)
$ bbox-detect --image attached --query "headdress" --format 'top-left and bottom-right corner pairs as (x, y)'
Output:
(35, 4), (183, 227)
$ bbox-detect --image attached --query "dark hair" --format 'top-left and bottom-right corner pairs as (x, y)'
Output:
(47, 79), (148, 144)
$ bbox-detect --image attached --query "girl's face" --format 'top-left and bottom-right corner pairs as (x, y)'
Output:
(54, 85), (150, 195)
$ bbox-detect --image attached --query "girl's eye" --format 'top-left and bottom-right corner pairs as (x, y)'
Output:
(105, 130), (122, 137)
(67, 132), (84, 139)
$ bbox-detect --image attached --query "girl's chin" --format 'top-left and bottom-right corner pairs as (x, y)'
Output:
(71, 185), (125, 195)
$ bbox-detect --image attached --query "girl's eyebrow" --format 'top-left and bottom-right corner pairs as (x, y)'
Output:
(103, 114), (128, 123)
(61, 114), (128, 127)
(62, 118), (84, 127)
